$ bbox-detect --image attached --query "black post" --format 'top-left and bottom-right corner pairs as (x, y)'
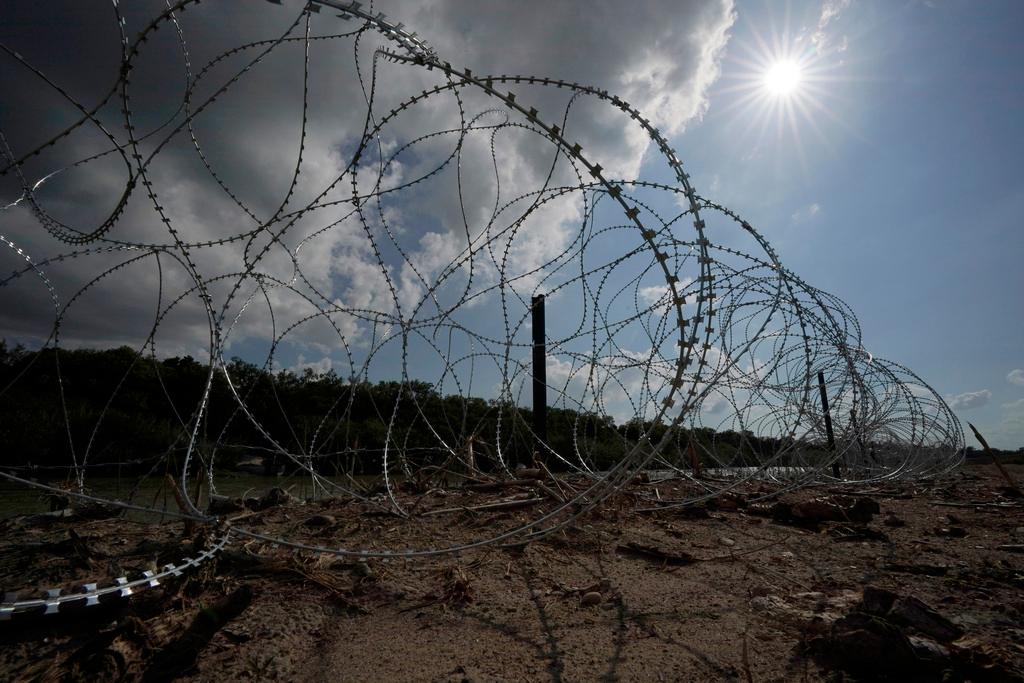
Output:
(531, 295), (547, 461)
(817, 371), (840, 477)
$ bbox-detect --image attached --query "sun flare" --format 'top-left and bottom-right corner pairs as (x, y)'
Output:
(763, 60), (802, 95)
(716, 21), (844, 160)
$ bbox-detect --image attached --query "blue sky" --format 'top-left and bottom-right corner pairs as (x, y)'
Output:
(668, 0), (1024, 447)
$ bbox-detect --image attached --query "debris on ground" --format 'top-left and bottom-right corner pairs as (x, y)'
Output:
(1, 463), (1022, 681)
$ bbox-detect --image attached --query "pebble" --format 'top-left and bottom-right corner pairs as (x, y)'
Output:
(581, 591), (603, 606)
(719, 536), (736, 547)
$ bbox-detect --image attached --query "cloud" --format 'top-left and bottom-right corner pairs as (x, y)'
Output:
(946, 389), (991, 411)
(1, 1), (737, 363)
(791, 203), (821, 223)
(415, 1), (736, 136)
(293, 354), (333, 376)
(1007, 369), (1024, 386)
(811, 0), (851, 53)
(701, 394), (729, 415)
(0, 0), (745, 437)
(985, 399), (1024, 450)
(638, 285), (670, 306)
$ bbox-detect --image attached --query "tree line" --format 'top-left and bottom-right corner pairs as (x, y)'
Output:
(0, 342), (917, 479)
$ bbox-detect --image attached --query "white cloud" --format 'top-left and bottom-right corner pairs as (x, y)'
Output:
(791, 203), (821, 224)
(811, 0), (851, 53)
(639, 277), (696, 307)
(985, 399), (1024, 450)
(1006, 368), (1024, 386)
(293, 354), (333, 376)
(946, 389), (992, 411)
(639, 285), (669, 306)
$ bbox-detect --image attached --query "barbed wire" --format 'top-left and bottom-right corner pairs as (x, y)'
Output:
(0, 0), (962, 591)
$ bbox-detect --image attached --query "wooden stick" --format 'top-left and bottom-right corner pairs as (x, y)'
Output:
(931, 501), (1020, 509)
(533, 481), (566, 504)
(461, 479), (538, 491)
(419, 497), (545, 516)
(968, 422), (1021, 495)
(539, 460), (578, 500)
(164, 473), (196, 535)
(687, 439), (703, 479)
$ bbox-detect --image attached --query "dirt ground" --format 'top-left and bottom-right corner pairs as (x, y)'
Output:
(1, 462), (1022, 682)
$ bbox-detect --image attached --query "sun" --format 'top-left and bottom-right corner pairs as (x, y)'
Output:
(710, 18), (847, 163)
(763, 60), (802, 95)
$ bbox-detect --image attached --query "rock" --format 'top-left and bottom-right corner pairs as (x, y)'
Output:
(811, 612), (918, 676)
(889, 596), (963, 642)
(861, 586), (897, 615)
(250, 487), (294, 511)
(791, 499), (842, 521)
(849, 496), (881, 521)
(751, 595), (787, 615)
(580, 591), (602, 606)
(862, 588), (954, 634)
(750, 591), (857, 633)
(303, 514), (335, 527)
(764, 495), (880, 526)
(719, 536), (735, 547)
(907, 635), (950, 662)
(814, 588), (1021, 682)
(951, 636), (1024, 682)
(208, 494), (244, 515)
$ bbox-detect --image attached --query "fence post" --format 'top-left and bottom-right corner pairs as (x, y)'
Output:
(817, 371), (840, 478)
(532, 295), (547, 463)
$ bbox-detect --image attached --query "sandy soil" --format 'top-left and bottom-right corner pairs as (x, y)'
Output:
(1, 463), (1022, 682)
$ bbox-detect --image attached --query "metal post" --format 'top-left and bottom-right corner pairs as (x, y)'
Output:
(817, 371), (840, 477)
(531, 295), (547, 462)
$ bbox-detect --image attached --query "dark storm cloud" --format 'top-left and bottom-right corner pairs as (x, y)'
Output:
(0, 0), (735, 359)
